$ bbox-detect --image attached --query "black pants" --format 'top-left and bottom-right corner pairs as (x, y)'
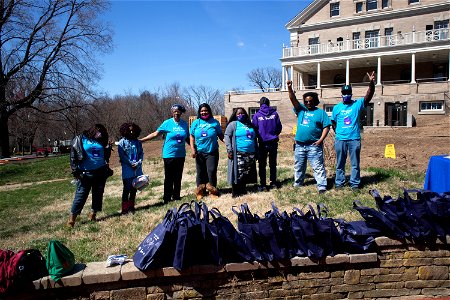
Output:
(122, 177), (137, 203)
(195, 149), (219, 186)
(163, 157), (185, 202)
(258, 141), (278, 186)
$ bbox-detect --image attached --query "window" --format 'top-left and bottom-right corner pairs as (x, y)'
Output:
(248, 107), (259, 120)
(367, 0), (377, 11)
(408, 0), (419, 4)
(324, 105), (334, 116)
(353, 32), (361, 49)
(330, 2), (340, 17)
(420, 101), (444, 112)
(384, 27), (394, 46)
(365, 30), (379, 48)
(435, 20), (449, 40)
(356, 2), (363, 13)
(308, 37), (320, 54)
(382, 0), (389, 8)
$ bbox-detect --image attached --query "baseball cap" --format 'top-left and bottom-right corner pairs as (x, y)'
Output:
(341, 85), (352, 95)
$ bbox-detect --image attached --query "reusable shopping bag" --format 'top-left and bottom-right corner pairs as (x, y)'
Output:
(209, 207), (253, 264)
(233, 203), (274, 261)
(133, 208), (178, 270)
(353, 200), (406, 239)
(46, 240), (75, 281)
(173, 202), (218, 270)
(336, 220), (380, 253)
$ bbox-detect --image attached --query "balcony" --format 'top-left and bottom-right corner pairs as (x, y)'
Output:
(282, 28), (449, 59)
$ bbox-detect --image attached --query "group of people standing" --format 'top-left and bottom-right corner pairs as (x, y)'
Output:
(287, 71), (376, 192)
(67, 72), (375, 227)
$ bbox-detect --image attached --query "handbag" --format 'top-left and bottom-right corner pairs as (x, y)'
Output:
(353, 200), (406, 239)
(209, 207), (253, 264)
(232, 203), (271, 261)
(425, 190), (450, 237)
(314, 203), (344, 257)
(265, 202), (296, 260)
(336, 219), (380, 253)
(133, 208), (178, 270)
(46, 240), (75, 281)
(172, 202), (219, 270)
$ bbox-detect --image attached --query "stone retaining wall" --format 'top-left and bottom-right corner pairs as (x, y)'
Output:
(7, 237), (450, 300)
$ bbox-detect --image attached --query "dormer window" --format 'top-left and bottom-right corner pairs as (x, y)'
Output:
(367, 0), (377, 11)
(330, 2), (340, 17)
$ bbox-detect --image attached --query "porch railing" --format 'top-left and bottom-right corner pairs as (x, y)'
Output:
(282, 28), (449, 58)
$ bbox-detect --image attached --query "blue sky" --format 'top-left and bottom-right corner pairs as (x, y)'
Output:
(96, 0), (309, 96)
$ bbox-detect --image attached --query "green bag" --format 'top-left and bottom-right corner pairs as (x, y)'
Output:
(46, 240), (75, 281)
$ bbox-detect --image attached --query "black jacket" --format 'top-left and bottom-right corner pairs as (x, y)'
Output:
(69, 134), (112, 174)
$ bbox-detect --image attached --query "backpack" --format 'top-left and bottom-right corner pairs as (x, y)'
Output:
(46, 240), (75, 281)
(0, 249), (47, 294)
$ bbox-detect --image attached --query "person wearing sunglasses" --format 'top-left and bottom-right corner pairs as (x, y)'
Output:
(287, 80), (331, 194)
(224, 107), (258, 198)
(331, 71), (375, 190)
(140, 104), (189, 203)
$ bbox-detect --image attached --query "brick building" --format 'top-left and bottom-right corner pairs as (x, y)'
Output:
(225, 0), (449, 132)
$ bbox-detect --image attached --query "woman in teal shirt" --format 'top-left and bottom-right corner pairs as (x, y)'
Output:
(224, 107), (258, 198)
(140, 104), (189, 203)
(189, 103), (224, 200)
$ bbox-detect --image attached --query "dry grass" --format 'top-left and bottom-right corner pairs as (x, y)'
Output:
(0, 135), (424, 263)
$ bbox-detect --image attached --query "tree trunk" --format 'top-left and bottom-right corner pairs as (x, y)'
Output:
(0, 109), (10, 158)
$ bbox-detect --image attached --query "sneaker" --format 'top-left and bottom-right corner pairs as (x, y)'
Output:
(351, 186), (360, 191)
(318, 189), (326, 194)
(335, 185), (344, 190)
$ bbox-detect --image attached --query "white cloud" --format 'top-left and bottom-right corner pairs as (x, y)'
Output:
(237, 41), (245, 48)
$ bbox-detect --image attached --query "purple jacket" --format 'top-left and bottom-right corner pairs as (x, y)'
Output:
(251, 104), (282, 143)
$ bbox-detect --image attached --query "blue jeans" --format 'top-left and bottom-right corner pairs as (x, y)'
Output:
(293, 143), (327, 191)
(334, 139), (361, 188)
(71, 170), (107, 215)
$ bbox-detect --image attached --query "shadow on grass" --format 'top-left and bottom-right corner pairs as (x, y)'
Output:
(81, 201), (168, 224)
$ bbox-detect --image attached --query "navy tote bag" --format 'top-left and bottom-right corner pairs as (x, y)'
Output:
(133, 208), (178, 271)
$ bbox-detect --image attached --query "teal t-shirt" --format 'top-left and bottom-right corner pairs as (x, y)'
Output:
(190, 118), (222, 153)
(157, 118), (189, 158)
(235, 121), (256, 153)
(294, 105), (331, 144)
(79, 136), (106, 171)
(331, 98), (365, 140)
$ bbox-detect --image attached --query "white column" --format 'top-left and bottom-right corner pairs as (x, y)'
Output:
(290, 65), (294, 87)
(411, 53), (416, 83)
(317, 62), (321, 88)
(299, 72), (304, 90)
(377, 56), (382, 85)
(346, 59), (350, 85)
(448, 50), (450, 81)
(282, 66), (286, 90)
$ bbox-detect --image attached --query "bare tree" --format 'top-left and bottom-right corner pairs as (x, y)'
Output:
(183, 85), (224, 115)
(0, 0), (113, 157)
(247, 67), (282, 91)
